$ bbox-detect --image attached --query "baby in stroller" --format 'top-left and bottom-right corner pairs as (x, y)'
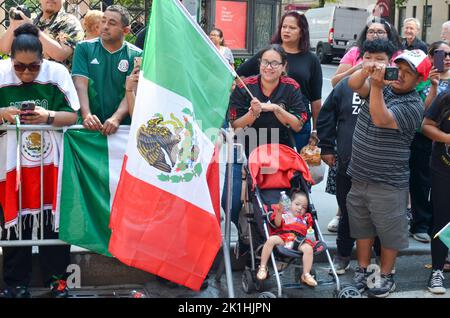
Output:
(256, 190), (317, 287)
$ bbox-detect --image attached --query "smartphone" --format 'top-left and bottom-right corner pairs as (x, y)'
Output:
(134, 57), (142, 70)
(384, 66), (399, 81)
(434, 50), (445, 72)
(20, 101), (36, 118)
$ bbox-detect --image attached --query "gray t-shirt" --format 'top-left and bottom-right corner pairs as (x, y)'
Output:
(347, 86), (423, 188)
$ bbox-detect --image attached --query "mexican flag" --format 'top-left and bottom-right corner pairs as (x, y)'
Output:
(56, 128), (128, 256)
(435, 222), (450, 249)
(108, 0), (235, 290)
(0, 130), (62, 230)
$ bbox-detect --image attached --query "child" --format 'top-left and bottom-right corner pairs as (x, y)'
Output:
(256, 190), (318, 287)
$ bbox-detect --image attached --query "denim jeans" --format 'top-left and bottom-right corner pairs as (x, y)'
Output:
(293, 120), (311, 150)
(221, 145), (244, 227)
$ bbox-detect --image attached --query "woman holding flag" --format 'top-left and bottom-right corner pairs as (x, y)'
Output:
(237, 11), (321, 150)
(229, 44), (307, 157)
(0, 23), (79, 298)
(422, 91), (450, 294)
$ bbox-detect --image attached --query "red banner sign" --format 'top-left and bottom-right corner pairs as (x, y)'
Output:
(215, 1), (247, 49)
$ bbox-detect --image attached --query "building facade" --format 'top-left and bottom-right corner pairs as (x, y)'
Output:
(395, 0), (449, 44)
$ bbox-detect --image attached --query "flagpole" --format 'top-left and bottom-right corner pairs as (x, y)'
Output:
(235, 75), (255, 100)
(434, 221), (450, 239)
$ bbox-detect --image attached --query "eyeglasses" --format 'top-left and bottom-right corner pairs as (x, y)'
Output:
(13, 62), (41, 72)
(367, 30), (387, 36)
(260, 59), (283, 69)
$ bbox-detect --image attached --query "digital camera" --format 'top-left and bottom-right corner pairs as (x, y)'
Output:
(384, 66), (399, 81)
(9, 5), (31, 20)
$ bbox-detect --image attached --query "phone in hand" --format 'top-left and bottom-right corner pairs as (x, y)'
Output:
(384, 66), (399, 81)
(434, 50), (445, 72)
(20, 101), (36, 120)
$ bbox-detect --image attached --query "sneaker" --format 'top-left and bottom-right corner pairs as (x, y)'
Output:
(327, 216), (340, 233)
(50, 279), (69, 298)
(329, 255), (350, 275)
(352, 266), (369, 292)
(0, 286), (31, 298)
(428, 270), (446, 294)
(367, 273), (396, 298)
(374, 256), (396, 274)
(411, 232), (431, 243)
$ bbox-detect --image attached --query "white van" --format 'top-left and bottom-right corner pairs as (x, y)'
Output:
(305, 6), (370, 64)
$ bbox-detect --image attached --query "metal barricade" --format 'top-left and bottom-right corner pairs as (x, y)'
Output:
(0, 124), (85, 247)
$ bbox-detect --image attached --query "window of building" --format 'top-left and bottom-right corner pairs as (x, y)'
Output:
(398, 7), (406, 33)
(412, 6), (416, 18)
(423, 5), (432, 27)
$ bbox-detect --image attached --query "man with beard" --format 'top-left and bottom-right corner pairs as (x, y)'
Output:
(72, 5), (142, 135)
(0, 0), (84, 69)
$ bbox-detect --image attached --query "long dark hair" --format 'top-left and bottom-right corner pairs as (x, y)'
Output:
(211, 27), (225, 46)
(11, 23), (43, 59)
(427, 41), (450, 56)
(271, 11), (310, 52)
(356, 17), (402, 59)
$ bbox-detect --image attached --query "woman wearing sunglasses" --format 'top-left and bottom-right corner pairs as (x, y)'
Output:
(229, 44), (307, 157)
(0, 24), (78, 126)
(0, 23), (79, 298)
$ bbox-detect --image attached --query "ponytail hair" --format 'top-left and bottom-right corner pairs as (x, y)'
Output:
(11, 23), (43, 59)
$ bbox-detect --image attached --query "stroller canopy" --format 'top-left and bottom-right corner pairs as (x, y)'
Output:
(248, 144), (314, 190)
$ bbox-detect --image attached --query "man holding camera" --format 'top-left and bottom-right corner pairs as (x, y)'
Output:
(347, 48), (431, 298)
(0, 0), (84, 69)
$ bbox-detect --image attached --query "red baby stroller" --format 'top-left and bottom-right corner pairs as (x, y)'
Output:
(240, 143), (361, 298)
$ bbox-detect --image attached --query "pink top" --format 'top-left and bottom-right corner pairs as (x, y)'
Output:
(340, 46), (402, 66)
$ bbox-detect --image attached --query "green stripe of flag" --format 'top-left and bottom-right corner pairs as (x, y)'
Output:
(143, 0), (235, 133)
(59, 130), (112, 256)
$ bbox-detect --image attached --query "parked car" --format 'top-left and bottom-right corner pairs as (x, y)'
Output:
(305, 6), (369, 64)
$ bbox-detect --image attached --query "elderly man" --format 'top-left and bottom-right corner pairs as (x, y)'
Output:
(0, 0), (84, 69)
(441, 21), (450, 44)
(402, 18), (428, 53)
(348, 47), (431, 298)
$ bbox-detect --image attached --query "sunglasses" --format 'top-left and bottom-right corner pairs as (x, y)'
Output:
(433, 50), (450, 58)
(13, 62), (41, 72)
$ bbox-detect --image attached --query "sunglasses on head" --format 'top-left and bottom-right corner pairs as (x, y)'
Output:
(13, 62), (41, 72)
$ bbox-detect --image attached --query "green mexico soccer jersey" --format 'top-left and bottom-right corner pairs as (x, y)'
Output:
(0, 59), (80, 113)
(71, 38), (142, 124)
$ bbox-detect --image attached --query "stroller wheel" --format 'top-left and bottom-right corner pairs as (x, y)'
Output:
(258, 291), (276, 298)
(242, 270), (255, 294)
(334, 285), (362, 298)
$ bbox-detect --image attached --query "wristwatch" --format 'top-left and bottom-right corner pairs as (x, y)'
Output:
(46, 111), (55, 125)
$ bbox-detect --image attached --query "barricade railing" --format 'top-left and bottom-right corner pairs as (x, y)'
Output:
(0, 124), (121, 247)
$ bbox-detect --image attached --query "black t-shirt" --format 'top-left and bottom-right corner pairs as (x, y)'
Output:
(229, 75), (307, 156)
(236, 50), (322, 115)
(425, 93), (450, 176)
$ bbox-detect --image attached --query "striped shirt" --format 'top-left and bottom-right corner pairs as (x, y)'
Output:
(347, 86), (423, 189)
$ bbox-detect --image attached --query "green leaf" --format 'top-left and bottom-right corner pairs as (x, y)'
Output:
(170, 175), (182, 183)
(177, 162), (188, 170)
(157, 174), (170, 182)
(194, 163), (202, 176)
(182, 108), (192, 116)
(183, 173), (194, 182)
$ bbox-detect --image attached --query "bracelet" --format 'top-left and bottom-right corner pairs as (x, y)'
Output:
(311, 129), (317, 133)
(249, 109), (260, 119)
